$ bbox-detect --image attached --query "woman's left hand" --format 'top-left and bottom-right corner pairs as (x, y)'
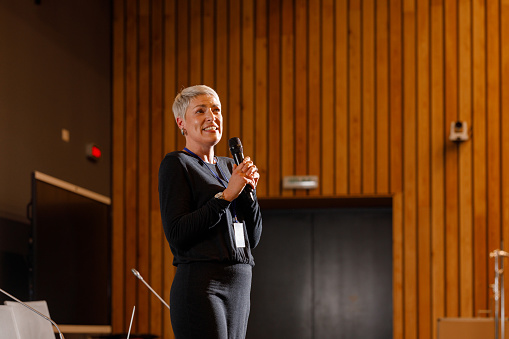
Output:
(223, 156), (259, 201)
(240, 156), (259, 189)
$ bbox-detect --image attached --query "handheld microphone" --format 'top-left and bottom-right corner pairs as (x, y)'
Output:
(131, 269), (170, 311)
(228, 137), (255, 200)
(0, 287), (65, 339)
(228, 137), (244, 166)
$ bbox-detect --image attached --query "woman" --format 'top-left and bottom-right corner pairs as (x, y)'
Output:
(158, 85), (262, 339)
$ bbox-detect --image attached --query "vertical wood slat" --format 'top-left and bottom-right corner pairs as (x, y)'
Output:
(375, 0), (390, 194)
(176, 0), (189, 89)
(335, 0), (349, 195)
(228, 0), (241, 141)
(112, 0), (125, 333)
(189, 0), (202, 85)
(362, 0), (375, 194)
(430, 1), (445, 338)
(175, 0), (189, 153)
(458, 0), (474, 318)
(110, 1), (509, 338)
(389, 1), (404, 338)
(202, 0), (215, 87)
(502, 0), (509, 315)
(124, 0), (139, 331)
(472, 0), (488, 317)
(487, 0), (501, 298)
(162, 1), (177, 337)
(417, 0), (431, 337)
(163, 0), (177, 157)
(215, 0), (228, 156)
(308, 0), (321, 196)
(267, 0), (281, 196)
(137, 1), (151, 333)
(149, 0), (164, 336)
(295, 0), (308, 197)
(444, 0), (459, 318)
(241, 0), (255, 168)
(403, 1), (417, 338)
(281, 0), (294, 197)
(321, 0), (334, 196)
(348, 1), (362, 194)
(389, 0), (403, 194)
(254, 0), (268, 197)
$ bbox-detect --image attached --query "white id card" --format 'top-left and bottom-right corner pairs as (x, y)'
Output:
(234, 222), (246, 248)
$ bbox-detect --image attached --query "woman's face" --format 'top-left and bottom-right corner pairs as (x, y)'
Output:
(179, 94), (222, 149)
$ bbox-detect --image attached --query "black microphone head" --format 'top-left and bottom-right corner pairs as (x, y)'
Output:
(228, 137), (244, 165)
(228, 137), (243, 153)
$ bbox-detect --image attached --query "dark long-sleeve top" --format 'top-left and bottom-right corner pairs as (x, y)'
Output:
(158, 151), (263, 267)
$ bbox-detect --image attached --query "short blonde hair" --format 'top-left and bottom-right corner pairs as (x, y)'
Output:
(172, 85), (221, 121)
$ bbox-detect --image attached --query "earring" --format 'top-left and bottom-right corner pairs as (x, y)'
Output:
(181, 128), (186, 136)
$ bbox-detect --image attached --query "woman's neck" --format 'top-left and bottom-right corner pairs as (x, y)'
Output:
(184, 145), (216, 164)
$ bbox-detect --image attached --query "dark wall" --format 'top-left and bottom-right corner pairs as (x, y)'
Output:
(0, 217), (30, 303)
(0, 0), (112, 222)
(248, 207), (393, 339)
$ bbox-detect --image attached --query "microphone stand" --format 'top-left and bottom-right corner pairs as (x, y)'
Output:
(131, 269), (170, 311)
(490, 249), (509, 339)
(0, 287), (65, 339)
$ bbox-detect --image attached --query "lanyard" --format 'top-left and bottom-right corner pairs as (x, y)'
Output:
(183, 148), (239, 221)
(184, 148), (228, 187)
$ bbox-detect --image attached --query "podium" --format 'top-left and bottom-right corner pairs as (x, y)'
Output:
(92, 335), (157, 339)
(437, 318), (509, 339)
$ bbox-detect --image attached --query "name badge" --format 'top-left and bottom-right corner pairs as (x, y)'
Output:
(234, 222), (246, 248)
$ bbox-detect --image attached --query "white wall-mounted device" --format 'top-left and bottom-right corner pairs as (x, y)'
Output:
(449, 121), (469, 142)
(282, 176), (319, 190)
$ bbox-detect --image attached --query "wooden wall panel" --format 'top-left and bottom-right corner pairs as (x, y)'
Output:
(308, 0), (321, 196)
(458, 0), (474, 318)
(472, 0), (487, 317)
(502, 0), (509, 307)
(111, 0), (125, 332)
(111, 1), (509, 338)
(162, 1), (176, 337)
(362, 0), (375, 194)
(189, 0), (202, 85)
(348, 1), (362, 194)
(430, 1), (445, 338)
(335, 0), (349, 195)
(390, 0), (404, 336)
(417, 1), (431, 338)
(444, 0), (459, 318)
(137, 1), (151, 332)
(376, 0), (390, 194)
(430, 1), (446, 337)
(202, 0), (215, 86)
(321, 0), (334, 196)
(268, 0), (281, 197)
(241, 0), (255, 174)
(149, 0), (164, 336)
(295, 0), (308, 197)
(281, 0), (294, 197)
(254, 0), (268, 197)
(123, 0), (138, 331)
(403, 1), (417, 338)
(228, 0), (241, 139)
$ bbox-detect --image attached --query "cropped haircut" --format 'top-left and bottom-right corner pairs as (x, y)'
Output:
(172, 85), (221, 122)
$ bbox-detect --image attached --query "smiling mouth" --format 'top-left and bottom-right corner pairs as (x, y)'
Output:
(203, 126), (218, 131)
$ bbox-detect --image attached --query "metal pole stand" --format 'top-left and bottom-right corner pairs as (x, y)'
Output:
(490, 249), (509, 339)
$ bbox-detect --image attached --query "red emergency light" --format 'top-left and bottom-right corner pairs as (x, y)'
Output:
(86, 143), (102, 162)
